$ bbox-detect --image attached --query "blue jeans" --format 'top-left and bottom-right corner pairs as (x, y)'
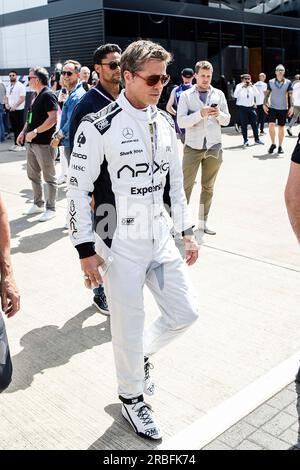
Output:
(0, 104), (5, 142)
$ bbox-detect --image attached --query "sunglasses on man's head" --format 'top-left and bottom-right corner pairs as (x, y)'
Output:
(134, 72), (170, 87)
(61, 70), (73, 76)
(100, 61), (121, 70)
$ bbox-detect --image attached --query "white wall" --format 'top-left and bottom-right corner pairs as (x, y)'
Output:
(0, 0), (47, 15)
(0, 1), (50, 69)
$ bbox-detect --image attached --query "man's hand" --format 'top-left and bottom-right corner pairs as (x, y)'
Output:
(80, 254), (105, 289)
(263, 104), (269, 114)
(16, 132), (25, 146)
(50, 136), (61, 148)
(208, 107), (220, 117)
(1, 274), (20, 318)
(10, 107), (16, 112)
(183, 235), (199, 266)
(288, 106), (294, 118)
(200, 106), (212, 118)
(25, 131), (36, 143)
(50, 131), (62, 148)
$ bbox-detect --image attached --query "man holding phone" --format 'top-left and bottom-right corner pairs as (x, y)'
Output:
(233, 73), (263, 148)
(177, 60), (230, 234)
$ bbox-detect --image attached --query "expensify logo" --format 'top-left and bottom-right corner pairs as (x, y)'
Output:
(131, 182), (163, 196)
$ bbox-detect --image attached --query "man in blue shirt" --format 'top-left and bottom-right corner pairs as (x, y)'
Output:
(263, 64), (293, 154)
(51, 60), (86, 161)
(69, 44), (122, 316)
(166, 68), (194, 143)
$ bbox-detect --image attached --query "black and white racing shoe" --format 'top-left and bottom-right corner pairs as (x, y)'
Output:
(144, 357), (155, 396)
(120, 395), (162, 440)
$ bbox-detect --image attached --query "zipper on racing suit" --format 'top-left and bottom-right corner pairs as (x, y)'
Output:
(149, 120), (157, 245)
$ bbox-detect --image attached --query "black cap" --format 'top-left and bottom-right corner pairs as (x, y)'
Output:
(181, 68), (194, 78)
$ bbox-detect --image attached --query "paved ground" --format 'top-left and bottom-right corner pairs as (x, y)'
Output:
(203, 381), (300, 450)
(0, 124), (300, 450)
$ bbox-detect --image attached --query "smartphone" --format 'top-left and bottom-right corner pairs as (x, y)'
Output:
(210, 103), (218, 107)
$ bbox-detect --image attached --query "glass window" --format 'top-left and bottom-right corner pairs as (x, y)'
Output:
(264, 27), (284, 78)
(245, 25), (263, 82)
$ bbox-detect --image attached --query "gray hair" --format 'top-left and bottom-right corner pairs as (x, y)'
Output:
(120, 40), (172, 77)
(32, 67), (49, 86)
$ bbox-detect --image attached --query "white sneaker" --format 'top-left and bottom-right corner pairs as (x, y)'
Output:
(120, 396), (162, 440)
(57, 174), (67, 185)
(198, 220), (216, 235)
(204, 223), (216, 235)
(13, 146), (26, 152)
(144, 357), (155, 396)
(23, 204), (44, 215)
(39, 210), (56, 222)
(9, 145), (17, 151)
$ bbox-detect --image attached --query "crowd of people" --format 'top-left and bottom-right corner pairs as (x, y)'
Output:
(0, 39), (300, 443)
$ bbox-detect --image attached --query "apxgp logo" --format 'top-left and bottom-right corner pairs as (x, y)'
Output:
(69, 200), (77, 238)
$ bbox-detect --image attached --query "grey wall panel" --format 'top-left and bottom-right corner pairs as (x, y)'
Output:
(49, 10), (105, 67)
(0, 0), (103, 27)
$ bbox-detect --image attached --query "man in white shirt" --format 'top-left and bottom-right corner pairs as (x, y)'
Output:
(234, 73), (264, 148)
(177, 60), (230, 235)
(5, 71), (26, 152)
(0, 80), (6, 142)
(254, 72), (267, 134)
(287, 75), (300, 137)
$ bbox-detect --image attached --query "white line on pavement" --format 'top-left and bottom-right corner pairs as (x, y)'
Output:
(158, 352), (300, 450)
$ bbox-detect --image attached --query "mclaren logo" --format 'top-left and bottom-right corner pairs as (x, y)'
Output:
(122, 128), (134, 140)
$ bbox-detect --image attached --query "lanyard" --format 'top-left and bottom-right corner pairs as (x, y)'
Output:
(92, 87), (115, 103)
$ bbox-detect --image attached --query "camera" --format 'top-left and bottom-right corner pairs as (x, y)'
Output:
(210, 103), (218, 107)
(61, 87), (67, 94)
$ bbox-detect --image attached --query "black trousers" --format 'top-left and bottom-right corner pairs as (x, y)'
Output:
(256, 104), (265, 132)
(0, 312), (12, 393)
(239, 106), (259, 142)
(9, 109), (25, 145)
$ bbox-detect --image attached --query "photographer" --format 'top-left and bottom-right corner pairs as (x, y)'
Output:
(234, 74), (263, 148)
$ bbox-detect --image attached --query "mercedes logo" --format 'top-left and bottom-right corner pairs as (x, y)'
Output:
(122, 128), (134, 139)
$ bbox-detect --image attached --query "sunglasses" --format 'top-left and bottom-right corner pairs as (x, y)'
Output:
(61, 70), (74, 76)
(134, 72), (170, 87)
(9, 75), (16, 78)
(100, 61), (121, 70)
(28, 76), (37, 81)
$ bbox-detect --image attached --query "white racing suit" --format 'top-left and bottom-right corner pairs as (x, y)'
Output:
(67, 90), (198, 399)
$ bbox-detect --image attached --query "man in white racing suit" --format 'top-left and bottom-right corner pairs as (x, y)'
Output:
(67, 40), (199, 440)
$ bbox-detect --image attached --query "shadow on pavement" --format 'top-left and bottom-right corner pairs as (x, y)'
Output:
(88, 403), (160, 451)
(0, 148), (26, 164)
(252, 153), (283, 160)
(11, 227), (68, 254)
(10, 215), (41, 239)
(20, 185), (68, 204)
(6, 307), (111, 393)
(223, 144), (245, 151)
